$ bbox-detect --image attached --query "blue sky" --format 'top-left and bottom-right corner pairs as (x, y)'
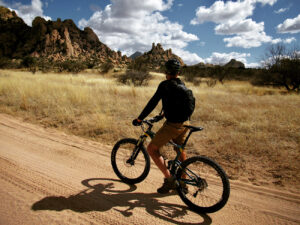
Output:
(1, 0), (299, 67)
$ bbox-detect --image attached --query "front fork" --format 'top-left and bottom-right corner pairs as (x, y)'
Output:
(126, 135), (147, 165)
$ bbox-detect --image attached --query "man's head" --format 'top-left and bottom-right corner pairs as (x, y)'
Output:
(165, 59), (181, 78)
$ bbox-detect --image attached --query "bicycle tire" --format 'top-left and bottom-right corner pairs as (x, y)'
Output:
(111, 138), (150, 184)
(176, 156), (230, 213)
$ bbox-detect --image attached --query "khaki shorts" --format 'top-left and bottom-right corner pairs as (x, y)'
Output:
(150, 121), (189, 148)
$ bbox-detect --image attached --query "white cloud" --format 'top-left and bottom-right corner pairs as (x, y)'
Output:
(191, 0), (254, 25)
(215, 19), (264, 35)
(246, 62), (261, 68)
(78, 0), (200, 65)
(255, 0), (277, 6)
(223, 30), (274, 48)
(106, 0), (173, 19)
(277, 14), (300, 34)
(191, 0), (282, 49)
(172, 48), (203, 65)
(202, 51), (260, 68)
(191, 0), (277, 25)
(222, 25), (296, 48)
(1, 0), (51, 26)
(283, 37), (296, 44)
(274, 3), (292, 14)
(204, 52), (251, 66)
(274, 7), (288, 14)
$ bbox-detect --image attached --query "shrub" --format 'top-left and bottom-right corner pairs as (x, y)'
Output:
(56, 60), (86, 73)
(128, 57), (148, 72)
(117, 70), (152, 86)
(21, 56), (36, 68)
(206, 79), (217, 87)
(0, 57), (12, 68)
(100, 61), (114, 73)
(37, 58), (53, 73)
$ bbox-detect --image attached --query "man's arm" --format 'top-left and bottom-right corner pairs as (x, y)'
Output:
(137, 91), (161, 121)
(137, 83), (163, 121)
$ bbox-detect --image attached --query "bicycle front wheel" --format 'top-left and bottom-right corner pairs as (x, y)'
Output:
(176, 156), (230, 213)
(111, 138), (150, 184)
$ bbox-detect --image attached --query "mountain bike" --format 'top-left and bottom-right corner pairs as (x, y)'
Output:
(111, 116), (230, 213)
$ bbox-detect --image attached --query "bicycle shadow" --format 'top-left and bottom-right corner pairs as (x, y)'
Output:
(32, 178), (212, 225)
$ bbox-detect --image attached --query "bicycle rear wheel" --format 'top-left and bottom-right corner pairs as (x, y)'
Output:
(176, 156), (230, 213)
(111, 138), (150, 184)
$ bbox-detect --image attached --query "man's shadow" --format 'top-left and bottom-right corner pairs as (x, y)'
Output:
(32, 178), (212, 225)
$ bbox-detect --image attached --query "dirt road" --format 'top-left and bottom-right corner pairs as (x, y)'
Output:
(0, 113), (299, 225)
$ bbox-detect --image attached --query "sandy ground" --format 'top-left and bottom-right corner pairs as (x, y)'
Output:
(0, 113), (299, 225)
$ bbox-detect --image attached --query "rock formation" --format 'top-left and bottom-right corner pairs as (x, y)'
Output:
(224, 59), (245, 69)
(133, 43), (184, 71)
(0, 6), (130, 65)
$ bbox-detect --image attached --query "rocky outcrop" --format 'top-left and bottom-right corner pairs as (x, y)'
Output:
(195, 62), (214, 68)
(0, 6), (130, 65)
(0, 6), (19, 21)
(0, 6), (31, 58)
(224, 59), (245, 69)
(133, 43), (184, 70)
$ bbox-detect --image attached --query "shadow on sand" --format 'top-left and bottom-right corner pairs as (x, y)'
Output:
(32, 178), (212, 225)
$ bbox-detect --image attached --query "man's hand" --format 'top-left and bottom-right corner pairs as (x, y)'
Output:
(132, 119), (142, 126)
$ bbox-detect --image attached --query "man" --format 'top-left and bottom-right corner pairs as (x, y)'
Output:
(132, 58), (194, 194)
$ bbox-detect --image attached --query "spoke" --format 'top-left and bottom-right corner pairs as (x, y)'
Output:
(116, 143), (146, 179)
(180, 159), (225, 208)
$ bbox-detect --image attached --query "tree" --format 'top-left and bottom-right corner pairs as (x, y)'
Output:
(263, 43), (287, 69)
(261, 44), (300, 92)
(272, 58), (300, 92)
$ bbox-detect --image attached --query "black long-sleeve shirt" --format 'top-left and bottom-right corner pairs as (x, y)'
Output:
(138, 78), (189, 123)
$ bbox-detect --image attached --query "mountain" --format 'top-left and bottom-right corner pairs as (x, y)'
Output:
(133, 43), (184, 71)
(0, 6), (185, 70)
(224, 59), (245, 69)
(194, 62), (214, 68)
(129, 51), (143, 60)
(0, 6), (130, 65)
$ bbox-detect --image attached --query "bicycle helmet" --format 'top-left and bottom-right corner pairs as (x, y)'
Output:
(165, 58), (181, 75)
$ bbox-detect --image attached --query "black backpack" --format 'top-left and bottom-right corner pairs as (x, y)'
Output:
(164, 80), (195, 121)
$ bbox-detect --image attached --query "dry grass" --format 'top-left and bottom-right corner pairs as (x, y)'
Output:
(0, 69), (299, 191)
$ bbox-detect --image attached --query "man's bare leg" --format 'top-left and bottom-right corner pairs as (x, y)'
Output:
(147, 143), (171, 178)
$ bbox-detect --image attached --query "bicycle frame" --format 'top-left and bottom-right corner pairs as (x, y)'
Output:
(137, 119), (201, 188)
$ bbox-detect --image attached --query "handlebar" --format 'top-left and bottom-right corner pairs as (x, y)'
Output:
(136, 115), (164, 132)
(143, 115), (164, 125)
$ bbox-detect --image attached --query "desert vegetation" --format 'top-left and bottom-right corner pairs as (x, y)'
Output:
(180, 44), (300, 93)
(0, 69), (299, 192)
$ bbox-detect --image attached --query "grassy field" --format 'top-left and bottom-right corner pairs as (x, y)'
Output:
(0, 69), (299, 191)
